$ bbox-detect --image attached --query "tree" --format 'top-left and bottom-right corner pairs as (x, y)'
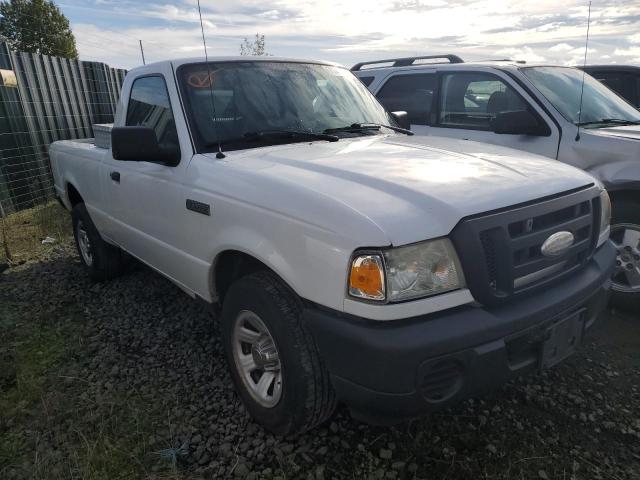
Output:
(240, 33), (268, 56)
(0, 0), (77, 58)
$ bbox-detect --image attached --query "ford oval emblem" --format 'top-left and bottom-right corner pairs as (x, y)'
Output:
(541, 231), (574, 257)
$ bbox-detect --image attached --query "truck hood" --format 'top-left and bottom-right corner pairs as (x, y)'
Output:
(586, 124), (640, 141)
(207, 135), (597, 246)
(569, 125), (640, 176)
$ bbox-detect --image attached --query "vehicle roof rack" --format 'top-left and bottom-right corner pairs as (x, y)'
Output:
(476, 58), (527, 64)
(351, 55), (464, 71)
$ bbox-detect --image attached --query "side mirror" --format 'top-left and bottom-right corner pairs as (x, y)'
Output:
(111, 126), (180, 165)
(390, 111), (411, 130)
(490, 110), (547, 136)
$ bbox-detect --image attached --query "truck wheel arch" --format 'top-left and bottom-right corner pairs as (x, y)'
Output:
(211, 249), (298, 305)
(67, 183), (84, 207)
(609, 188), (639, 205)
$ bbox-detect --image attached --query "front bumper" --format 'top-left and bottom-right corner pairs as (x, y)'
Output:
(303, 241), (616, 422)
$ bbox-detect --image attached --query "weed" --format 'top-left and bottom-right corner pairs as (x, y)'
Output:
(0, 202), (71, 264)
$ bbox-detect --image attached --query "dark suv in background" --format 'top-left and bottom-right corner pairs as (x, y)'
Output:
(580, 65), (640, 109)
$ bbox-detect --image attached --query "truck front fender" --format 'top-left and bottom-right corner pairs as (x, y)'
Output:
(209, 226), (301, 301)
(207, 222), (352, 312)
(589, 160), (640, 193)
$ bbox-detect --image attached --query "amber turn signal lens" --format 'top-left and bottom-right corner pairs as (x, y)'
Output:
(349, 255), (385, 301)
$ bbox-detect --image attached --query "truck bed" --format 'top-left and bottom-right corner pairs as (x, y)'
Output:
(49, 138), (110, 209)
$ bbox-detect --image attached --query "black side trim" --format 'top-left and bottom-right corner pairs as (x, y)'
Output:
(186, 199), (210, 216)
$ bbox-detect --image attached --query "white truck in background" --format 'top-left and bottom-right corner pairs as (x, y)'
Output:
(50, 57), (614, 435)
(353, 55), (640, 310)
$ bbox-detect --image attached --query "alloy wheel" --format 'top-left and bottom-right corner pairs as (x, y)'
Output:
(610, 223), (640, 293)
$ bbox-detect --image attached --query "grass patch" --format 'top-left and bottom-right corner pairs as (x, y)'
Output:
(0, 202), (71, 264)
(0, 300), (74, 478)
(0, 284), (185, 479)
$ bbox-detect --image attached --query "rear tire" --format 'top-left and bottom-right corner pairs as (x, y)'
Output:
(71, 203), (125, 281)
(609, 198), (640, 312)
(220, 271), (336, 435)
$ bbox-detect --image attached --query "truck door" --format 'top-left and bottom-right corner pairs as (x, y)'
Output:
(102, 67), (198, 291)
(374, 68), (560, 159)
(428, 69), (560, 159)
(374, 70), (437, 135)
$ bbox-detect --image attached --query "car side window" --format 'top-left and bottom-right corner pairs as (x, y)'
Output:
(438, 72), (527, 130)
(594, 72), (624, 95)
(376, 73), (436, 125)
(358, 76), (375, 87)
(126, 76), (180, 155)
(594, 72), (639, 108)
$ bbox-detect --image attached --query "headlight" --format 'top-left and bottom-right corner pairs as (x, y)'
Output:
(348, 239), (465, 303)
(599, 189), (611, 245)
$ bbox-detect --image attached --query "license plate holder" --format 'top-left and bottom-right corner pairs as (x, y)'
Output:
(540, 310), (585, 370)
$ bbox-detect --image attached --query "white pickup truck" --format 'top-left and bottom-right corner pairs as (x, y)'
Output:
(353, 56), (640, 310)
(50, 57), (615, 435)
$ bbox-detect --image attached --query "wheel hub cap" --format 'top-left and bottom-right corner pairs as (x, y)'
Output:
(251, 337), (279, 371)
(232, 310), (283, 408)
(610, 223), (640, 293)
(76, 220), (93, 266)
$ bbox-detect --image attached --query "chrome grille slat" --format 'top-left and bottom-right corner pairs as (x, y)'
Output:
(513, 238), (591, 278)
(510, 214), (592, 251)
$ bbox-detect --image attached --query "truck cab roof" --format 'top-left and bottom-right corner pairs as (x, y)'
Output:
(127, 56), (341, 74)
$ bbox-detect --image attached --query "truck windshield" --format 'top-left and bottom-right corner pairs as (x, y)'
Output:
(521, 66), (640, 127)
(178, 61), (397, 152)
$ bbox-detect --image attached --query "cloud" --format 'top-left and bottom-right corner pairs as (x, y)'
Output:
(549, 43), (573, 52)
(63, 0), (640, 69)
(494, 47), (546, 62)
(613, 46), (640, 57)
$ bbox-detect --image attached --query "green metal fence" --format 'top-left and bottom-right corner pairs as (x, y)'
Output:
(0, 42), (126, 216)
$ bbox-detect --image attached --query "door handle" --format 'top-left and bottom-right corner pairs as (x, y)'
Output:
(110, 171), (120, 183)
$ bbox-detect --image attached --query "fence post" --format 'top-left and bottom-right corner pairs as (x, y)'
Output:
(0, 199), (12, 262)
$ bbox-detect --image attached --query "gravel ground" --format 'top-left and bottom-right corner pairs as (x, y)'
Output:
(1, 241), (639, 479)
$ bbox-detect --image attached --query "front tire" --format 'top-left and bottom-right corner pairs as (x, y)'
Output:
(220, 271), (336, 435)
(610, 198), (640, 312)
(72, 203), (125, 281)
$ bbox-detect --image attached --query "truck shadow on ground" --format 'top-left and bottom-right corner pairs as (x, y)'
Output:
(1, 243), (638, 480)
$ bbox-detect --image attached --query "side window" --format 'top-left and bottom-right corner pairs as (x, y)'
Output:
(358, 76), (375, 87)
(594, 72), (624, 95)
(126, 76), (180, 155)
(376, 73), (436, 125)
(595, 72), (638, 107)
(438, 72), (527, 130)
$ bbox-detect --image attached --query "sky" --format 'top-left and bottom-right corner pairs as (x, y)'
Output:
(57, 0), (640, 70)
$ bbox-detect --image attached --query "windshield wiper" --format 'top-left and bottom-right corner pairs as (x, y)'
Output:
(577, 118), (640, 127)
(204, 129), (339, 151)
(244, 129), (339, 142)
(324, 123), (414, 135)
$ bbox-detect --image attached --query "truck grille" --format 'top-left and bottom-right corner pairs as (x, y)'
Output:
(451, 187), (601, 307)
